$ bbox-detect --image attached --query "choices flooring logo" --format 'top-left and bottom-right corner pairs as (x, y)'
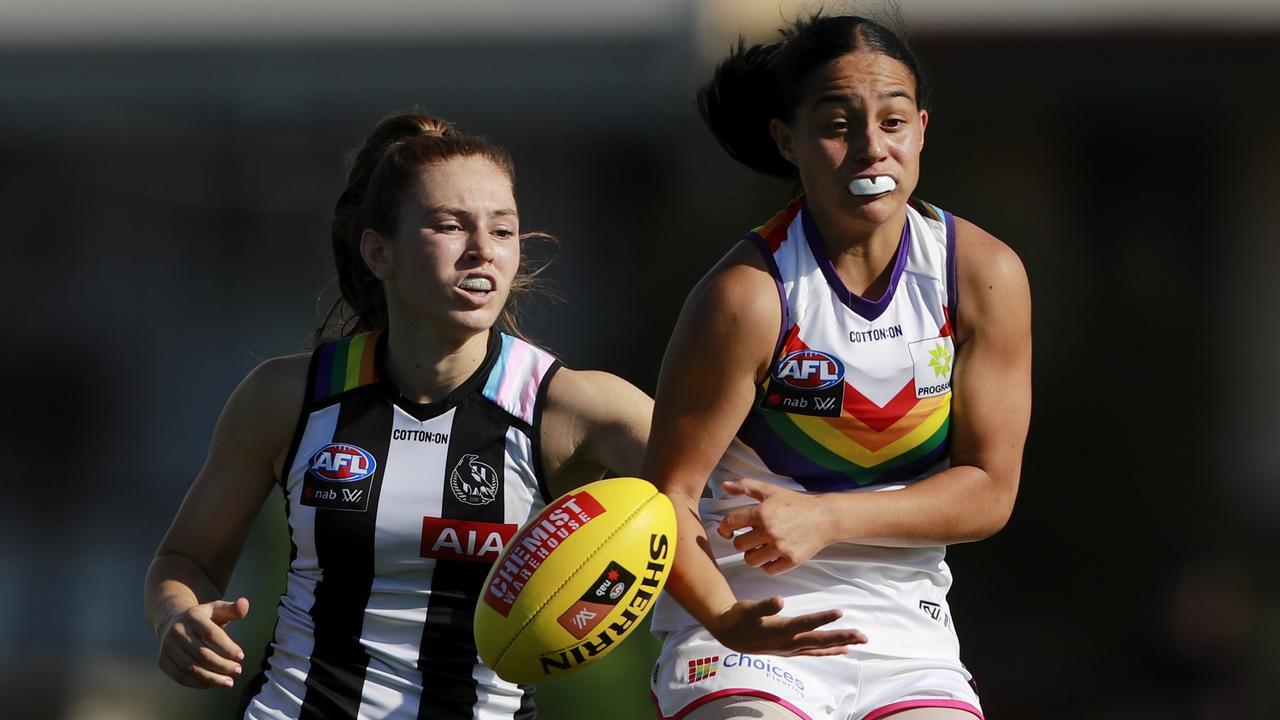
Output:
(686, 656), (719, 684)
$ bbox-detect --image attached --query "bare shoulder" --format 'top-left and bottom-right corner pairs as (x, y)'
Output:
(547, 366), (646, 405)
(541, 367), (652, 489)
(952, 216), (1031, 338)
(214, 352), (311, 465)
(544, 364), (652, 436)
(677, 240), (782, 379)
(690, 240), (781, 331)
(953, 216), (1027, 289)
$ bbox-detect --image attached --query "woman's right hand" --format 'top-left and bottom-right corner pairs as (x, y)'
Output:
(707, 596), (867, 656)
(157, 597), (250, 689)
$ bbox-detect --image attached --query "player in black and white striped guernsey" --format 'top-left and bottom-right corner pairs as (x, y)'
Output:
(144, 112), (652, 720)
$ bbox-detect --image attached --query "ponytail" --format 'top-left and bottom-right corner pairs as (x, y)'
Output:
(697, 12), (928, 181)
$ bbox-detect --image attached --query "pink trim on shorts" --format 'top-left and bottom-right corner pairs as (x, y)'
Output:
(651, 688), (814, 720)
(863, 699), (983, 720)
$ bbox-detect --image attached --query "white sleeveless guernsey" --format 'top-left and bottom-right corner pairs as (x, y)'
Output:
(653, 196), (964, 660)
(242, 330), (559, 720)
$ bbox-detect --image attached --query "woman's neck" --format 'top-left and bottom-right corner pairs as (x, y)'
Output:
(383, 323), (491, 404)
(807, 202), (907, 300)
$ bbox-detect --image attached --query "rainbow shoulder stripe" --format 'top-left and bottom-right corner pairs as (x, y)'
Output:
(311, 331), (381, 403)
(481, 333), (558, 426)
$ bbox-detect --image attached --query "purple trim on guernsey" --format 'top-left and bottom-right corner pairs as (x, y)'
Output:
(944, 209), (958, 333)
(801, 206), (910, 322)
(746, 232), (792, 361)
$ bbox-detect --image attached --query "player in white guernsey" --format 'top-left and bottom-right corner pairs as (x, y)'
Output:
(144, 112), (653, 719)
(645, 14), (1031, 720)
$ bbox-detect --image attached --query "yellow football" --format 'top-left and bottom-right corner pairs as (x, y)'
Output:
(474, 477), (677, 684)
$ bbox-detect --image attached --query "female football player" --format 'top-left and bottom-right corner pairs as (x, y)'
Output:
(646, 12), (1031, 720)
(145, 111), (652, 719)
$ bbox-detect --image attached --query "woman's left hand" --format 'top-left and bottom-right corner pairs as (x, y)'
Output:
(717, 479), (833, 574)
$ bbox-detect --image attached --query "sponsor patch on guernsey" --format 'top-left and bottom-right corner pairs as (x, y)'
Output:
(307, 443), (376, 482)
(908, 336), (955, 399)
(302, 442), (376, 511)
(773, 349), (845, 390)
(762, 349), (845, 418)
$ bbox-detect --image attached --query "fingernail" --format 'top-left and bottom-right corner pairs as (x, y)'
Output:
(234, 666), (242, 675)
(237, 652), (245, 661)
(224, 678), (234, 688)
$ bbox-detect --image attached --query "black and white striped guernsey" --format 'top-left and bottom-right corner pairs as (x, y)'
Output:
(242, 330), (560, 720)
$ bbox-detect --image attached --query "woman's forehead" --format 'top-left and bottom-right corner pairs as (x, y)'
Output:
(801, 51), (917, 105)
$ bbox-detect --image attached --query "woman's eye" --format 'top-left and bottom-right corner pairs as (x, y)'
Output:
(826, 120), (848, 132)
(883, 118), (906, 130)
(436, 222), (462, 232)
(493, 228), (516, 239)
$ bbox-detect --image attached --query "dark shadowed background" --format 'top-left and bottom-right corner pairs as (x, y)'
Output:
(2, 1), (1278, 718)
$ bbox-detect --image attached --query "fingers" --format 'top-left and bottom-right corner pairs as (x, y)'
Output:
(737, 595), (785, 619)
(722, 478), (776, 502)
(167, 619), (244, 673)
(210, 597), (250, 626)
(159, 641), (242, 689)
(717, 506), (757, 538)
(192, 612), (246, 663)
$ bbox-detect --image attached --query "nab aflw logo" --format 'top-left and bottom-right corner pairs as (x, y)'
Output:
(774, 349), (844, 391)
(302, 442), (376, 512)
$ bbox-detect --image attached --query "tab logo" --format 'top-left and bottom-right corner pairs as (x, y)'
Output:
(307, 443), (376, 483)
(774, 349), (844, 391)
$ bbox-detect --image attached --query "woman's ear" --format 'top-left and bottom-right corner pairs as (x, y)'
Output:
(769, 118), (798, 166)
(360, 229), (394, 280)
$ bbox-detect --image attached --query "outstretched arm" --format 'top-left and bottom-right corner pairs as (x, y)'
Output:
(718, 219), (1031, 570)
(143, 354), (305, 689)
(642, 243), (866, 656)
(539, 366), (654, 496)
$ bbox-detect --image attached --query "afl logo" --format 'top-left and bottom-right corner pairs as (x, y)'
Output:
(774, 350), (845, 390)
(308, 443), (377, 483)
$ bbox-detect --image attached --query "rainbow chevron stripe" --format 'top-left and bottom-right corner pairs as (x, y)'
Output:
(312, 331), (382, 402)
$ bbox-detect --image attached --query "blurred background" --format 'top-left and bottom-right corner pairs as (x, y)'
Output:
(2, 0), (1278, 718)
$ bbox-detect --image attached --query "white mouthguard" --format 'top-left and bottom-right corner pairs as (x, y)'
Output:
(848, 176), (897, 196)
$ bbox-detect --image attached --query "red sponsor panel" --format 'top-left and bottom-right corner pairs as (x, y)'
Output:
(483, 491), (608, 616)
(556, 600), (613, 639)
(420, 518), (518, 563)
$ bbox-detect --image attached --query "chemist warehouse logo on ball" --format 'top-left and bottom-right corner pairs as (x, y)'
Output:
(302, 443), (376, 511)
(688, 653), (806, 696)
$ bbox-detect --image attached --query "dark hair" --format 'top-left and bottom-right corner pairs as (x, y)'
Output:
(314, 111), (558, 345)
(697, 12), (928, 180)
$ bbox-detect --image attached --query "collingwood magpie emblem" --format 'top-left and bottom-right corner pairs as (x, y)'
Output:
(449, 453), (499, 506)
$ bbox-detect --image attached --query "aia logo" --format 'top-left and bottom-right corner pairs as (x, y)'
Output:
(421, 517), (517, 563)
(308, 443), (376, 483)
(774, 349), (844, 391)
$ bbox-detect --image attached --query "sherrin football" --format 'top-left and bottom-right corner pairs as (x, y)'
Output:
(474, 477), (677, 684)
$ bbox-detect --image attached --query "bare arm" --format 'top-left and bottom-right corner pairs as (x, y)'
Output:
(719, 219), (1032, 569)
(540, 367), (653, 498)
(642, 243), (865, 655)
(143, 354), (306, 688)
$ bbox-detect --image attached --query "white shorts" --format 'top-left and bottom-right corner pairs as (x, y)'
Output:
(650, 625), (982, 720)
